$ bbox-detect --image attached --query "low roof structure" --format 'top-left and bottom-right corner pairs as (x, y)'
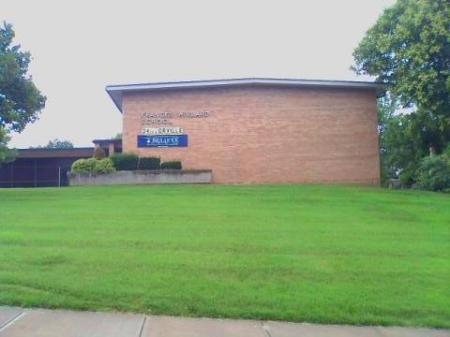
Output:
(16, 148), (94, 159)
(106, 77), (385, 112)
(92, 138), (122, 147)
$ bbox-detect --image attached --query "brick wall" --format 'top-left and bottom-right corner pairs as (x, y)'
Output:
(122, 86), (380, 185)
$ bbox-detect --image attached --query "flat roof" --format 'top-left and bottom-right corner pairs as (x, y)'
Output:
(92, 138), (122, 145)
(16, 147), (94, 159)
(106, 77), (385, 112)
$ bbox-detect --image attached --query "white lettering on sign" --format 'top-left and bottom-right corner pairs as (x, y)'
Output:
(177, 112), (209, 118)
(141, 112), (209, 126)
(142, 127), (184, 135)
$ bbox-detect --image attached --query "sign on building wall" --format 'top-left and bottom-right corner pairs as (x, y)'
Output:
(142, 127), (184, 135)
(137, 111), (209, 148)
(137, 135), (188, 148)
(141, 112), (209, 126)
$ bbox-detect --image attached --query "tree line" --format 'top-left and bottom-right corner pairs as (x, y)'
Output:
(353, 0), (449, 190)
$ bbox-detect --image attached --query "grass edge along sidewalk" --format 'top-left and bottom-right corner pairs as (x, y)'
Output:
(0, 307), (449, 337)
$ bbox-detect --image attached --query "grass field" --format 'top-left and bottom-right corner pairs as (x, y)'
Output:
(0, 185), (449, 328)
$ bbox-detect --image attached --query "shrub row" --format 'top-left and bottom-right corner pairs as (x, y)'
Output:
(138, 157), (160, 170)
(110, 153), (139, 171)
(71, 158), (115, 175)
(71, 153), (182, 175)
(110, 153), (182, 171)
(416, 148), (450, 192)
(160, 161), (182, 170)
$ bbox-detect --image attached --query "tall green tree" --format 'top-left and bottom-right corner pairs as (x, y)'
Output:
(44, 138), (74, 149)
(0, 22), (45, 164)
(353, 0), (450, 183)
(0, 127), (15, 163)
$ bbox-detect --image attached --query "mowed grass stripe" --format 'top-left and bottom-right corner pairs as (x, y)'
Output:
(0, 185), (448, 328)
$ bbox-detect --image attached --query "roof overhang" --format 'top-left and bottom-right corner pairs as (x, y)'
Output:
(106, 77), (385, 113)
(16, 148), (94, 159)
(92, 138), (123, 146)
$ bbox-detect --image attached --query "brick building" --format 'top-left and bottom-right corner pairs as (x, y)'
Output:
(106, 78), (383, 185)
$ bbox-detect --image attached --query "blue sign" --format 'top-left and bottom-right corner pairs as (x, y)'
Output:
(137, 135), (188, 148)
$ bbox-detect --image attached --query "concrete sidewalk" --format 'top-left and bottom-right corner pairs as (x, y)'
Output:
(0, 307), (448, 337)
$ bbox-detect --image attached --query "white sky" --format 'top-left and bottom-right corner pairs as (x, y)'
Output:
(3, 0), (394, 148)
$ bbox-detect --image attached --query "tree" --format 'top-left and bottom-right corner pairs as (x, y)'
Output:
(44, 138), (74, 149)
(353, 0), (450, 184)
(0, 127), (15, 164)
(416, 151), (450, 191)
(0, 22), (46, 164)
(93, 146), (106, 159)
(353, 0), (449, 117)
(377, 96), (398, 184)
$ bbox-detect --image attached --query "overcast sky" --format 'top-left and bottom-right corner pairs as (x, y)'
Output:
(3, 0), (394, 148)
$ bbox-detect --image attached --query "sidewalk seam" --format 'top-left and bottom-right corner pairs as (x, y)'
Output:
(261, 321), (272, 337)
(138, 316), (147, 337)
(0, 311), (25, 333)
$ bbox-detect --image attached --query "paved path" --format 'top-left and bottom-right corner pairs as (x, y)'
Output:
(0, 306), (448, 337)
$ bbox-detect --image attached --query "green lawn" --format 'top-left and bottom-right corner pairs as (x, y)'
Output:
(0, 185), (449, 328)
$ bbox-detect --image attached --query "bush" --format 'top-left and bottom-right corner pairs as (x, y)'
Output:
(160, 161), (182, 170)
(93, 146), (106, 159)
(93, 158), (115, 174)
(110, 153), (139, 171)
(444, 144), (450, 157)
(71, 158), (97, 174)
(417, 155), (450, 192)
(71, 158), (115, 175)
(138, 157), (161, 170)
(399, 168), (416, 187)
